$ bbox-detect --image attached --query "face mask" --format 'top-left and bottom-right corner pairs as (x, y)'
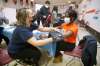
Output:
(64, 17), (70, 24)
(45, 5), (49, 8)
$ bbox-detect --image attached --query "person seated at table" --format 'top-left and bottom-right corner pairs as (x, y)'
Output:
(0, 6), (9, 45)
(7, 8), (60, 66)
(53, 10), (78, 63)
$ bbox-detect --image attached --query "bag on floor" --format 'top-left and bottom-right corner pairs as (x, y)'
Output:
(81, 35), (97, 66)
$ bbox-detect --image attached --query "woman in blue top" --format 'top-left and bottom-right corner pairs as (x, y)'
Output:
(8, 8), (56, 66)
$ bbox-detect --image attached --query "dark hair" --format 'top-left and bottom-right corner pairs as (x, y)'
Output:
(52, 6), (58, 13)
(45, 0), (50, 4)
(68, 10), (77, 21)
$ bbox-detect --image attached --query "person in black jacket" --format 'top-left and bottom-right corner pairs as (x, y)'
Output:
(37, 0), (51, 27)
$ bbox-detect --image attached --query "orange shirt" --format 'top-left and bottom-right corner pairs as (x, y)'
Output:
(61, 23), (78, 44)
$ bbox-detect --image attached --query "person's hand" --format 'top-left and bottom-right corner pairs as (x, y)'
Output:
(39, 34), (48, 39)
(50, 27), (58, 32)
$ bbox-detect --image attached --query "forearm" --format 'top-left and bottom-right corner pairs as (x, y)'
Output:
(38, 27), (54, 32)
(63, 30), (73, 38)
(27, 37), (53, 46)
(34, 38), (53, 46)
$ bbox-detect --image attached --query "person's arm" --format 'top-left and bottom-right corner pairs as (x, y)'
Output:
(38, 26), (56, 32)
(62, 24), (78, 38)
(27, 36), (53, 46)
(19, 28), (53, 46)
(63, 30), (73, 38)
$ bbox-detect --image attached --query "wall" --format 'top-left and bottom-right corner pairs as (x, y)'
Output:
(78, 0), (100, 42)
(78, 0), (100, 32)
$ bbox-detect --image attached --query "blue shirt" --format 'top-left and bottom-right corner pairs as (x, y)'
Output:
(8, 25), (38, 54)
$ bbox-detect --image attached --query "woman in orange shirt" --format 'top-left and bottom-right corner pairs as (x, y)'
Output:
(53, 10), (78, 63)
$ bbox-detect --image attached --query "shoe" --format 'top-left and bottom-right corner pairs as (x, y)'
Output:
(53, 55), (62, 63)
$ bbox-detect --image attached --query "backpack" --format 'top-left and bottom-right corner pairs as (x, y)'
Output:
(81, 35), (97, 66)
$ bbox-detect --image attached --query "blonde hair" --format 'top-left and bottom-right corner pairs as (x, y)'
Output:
(16, 8), (30, 27)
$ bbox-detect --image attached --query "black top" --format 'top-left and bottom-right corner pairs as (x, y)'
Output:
(8, 25), (38, 54)
(39, 6), (50, 17)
